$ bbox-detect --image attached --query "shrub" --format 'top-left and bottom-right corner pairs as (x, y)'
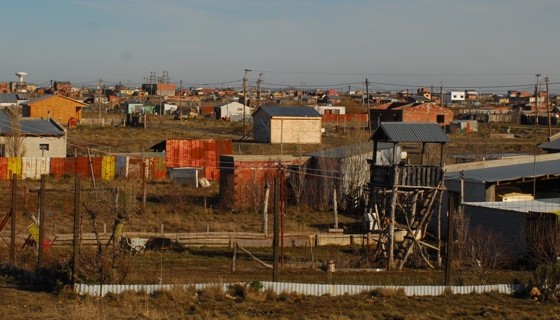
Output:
(533, 262), (560, 301)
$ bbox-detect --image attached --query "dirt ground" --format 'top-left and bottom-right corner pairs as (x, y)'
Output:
(2, 116), (559, 318)
(1, 275), (559, 320)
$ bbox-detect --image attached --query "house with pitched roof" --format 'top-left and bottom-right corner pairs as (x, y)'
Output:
(21, 94), (87, 125)
(0, 109), (66, 157)
(252, 106), (322, 144)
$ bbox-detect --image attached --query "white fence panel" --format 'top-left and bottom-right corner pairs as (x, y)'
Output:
(74, 282), (523, 298)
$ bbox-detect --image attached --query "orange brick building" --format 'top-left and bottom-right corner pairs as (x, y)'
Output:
(21, 94), (87, 125)
(369, 102), (454, 130)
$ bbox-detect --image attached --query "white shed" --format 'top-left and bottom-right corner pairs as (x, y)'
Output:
(252, 106), (322, 144)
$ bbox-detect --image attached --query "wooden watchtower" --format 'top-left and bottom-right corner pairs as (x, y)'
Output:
(367, 122), (449, 270)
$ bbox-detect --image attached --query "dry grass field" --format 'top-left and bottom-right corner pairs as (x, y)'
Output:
(2, 274), (559, 320)
(3, 113), (560, 319)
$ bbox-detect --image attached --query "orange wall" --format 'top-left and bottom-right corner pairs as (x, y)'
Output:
(28, 96), (83, 124)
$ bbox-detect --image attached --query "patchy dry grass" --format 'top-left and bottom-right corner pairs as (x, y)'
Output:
(2, 274), (560, 320)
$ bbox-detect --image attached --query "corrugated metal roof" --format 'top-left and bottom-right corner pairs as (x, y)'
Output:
(371, 122), (450, 143)
(539, 139), (560, 151)
(256, 105), (321, 118)
(0, 109), (64, 136)
(464, 198), (560, 214)
(445, 159), (560, 183)
(0, 93), (18, 104)
(19, 119), (65, 136)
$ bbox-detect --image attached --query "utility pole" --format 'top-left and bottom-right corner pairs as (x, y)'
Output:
(179, 80), (183, 123)
(256, 73), (263, 109)
(272, 177), (280, 282)
(242, 69), (251, 135)
(365, 78), (369, 110)
(97, 79), (103, 119)
(440, 82), (444, 107)
(545, 76), (551, 137)
(366, 78), (371, 134)
(535, 73), (541, 128)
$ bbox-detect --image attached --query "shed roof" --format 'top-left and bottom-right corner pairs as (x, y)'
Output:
(464, 198), (560, 214)
(0, 93), (17, 104)
(445, 159), (560, 183)
(255, 106), (321, 118)
(539, 139), (560, 151)
(371, 122), (450, 143)
(0, 109), (64, 136)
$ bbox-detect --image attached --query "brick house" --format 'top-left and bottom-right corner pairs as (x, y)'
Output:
(369, 102), (454, 130)
(21, 94), (87, 125)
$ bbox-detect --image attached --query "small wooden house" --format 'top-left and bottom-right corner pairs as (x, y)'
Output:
(21, 94), (87, 125)
(252, 106), (322, 144)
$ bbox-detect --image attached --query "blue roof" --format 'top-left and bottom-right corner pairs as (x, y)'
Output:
(256, 105), (321, 117)
(0, 109), (64, 136)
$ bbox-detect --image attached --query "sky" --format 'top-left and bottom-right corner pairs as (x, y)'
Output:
(2, 0), (560, 93)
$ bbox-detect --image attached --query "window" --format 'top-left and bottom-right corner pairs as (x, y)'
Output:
(436, 115), (445, 123)
(0, 144), (4, 157)
(39, 144), (49, 157)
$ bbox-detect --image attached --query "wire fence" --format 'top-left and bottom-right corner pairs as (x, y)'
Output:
(0, 174), (406, 287)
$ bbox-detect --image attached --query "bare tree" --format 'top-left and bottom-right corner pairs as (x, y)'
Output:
(457, 225), (511, 285)
(526, 212), (558, 267)
(5, 107), (26, 157)
(81, 188), (139, 283)
(285, 162), (307, 213)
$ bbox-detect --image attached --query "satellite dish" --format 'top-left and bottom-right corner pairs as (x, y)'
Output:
(15, 72), (28, 82)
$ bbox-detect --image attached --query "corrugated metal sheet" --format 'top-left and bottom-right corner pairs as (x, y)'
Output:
(74, 282), (523, 298)
(7, 157), (21, 178)
(64, 158), (76, 176)
(150, 157), (167, 180)
(128, 158), (145, 179)
(49, 158), (65, 178)
(115, 156), (129, 178)
(0, 158), (8, 180)
(74, 157), (89, 177)
(464, 199), (560, 214)
(445, 159), (560, 183)
(165, 139), (232, 181)
(102, 156), (116, 180)
(21, 157), (50, 179)
(372, 122), (450, 143)
(219, 155), (306, 210)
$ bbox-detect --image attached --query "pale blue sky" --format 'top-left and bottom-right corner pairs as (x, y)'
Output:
(2, 0), (560, 93)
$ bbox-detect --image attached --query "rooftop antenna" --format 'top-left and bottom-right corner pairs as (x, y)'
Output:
(15, 71), (27, 82)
